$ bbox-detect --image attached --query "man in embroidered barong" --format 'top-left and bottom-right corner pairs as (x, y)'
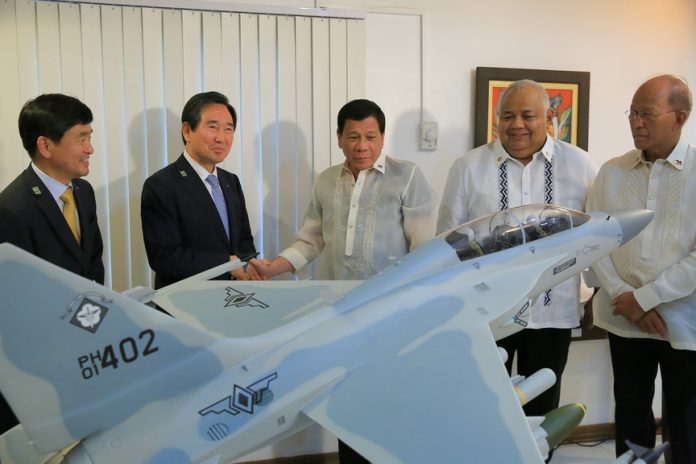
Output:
(586, 74), (696, 464)
(252, 99), (437, 281)
(437, 80), (596, 439)
(251, 98), (438, 464)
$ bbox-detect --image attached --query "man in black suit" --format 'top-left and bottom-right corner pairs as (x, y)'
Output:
(141, 91), (258, 289)
(0, 93), (105, 433)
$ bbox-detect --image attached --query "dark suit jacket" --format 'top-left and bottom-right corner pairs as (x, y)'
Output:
(0, 166), (104, 282)
(141, 155), (256, 289)
(0, 165), (104, 433)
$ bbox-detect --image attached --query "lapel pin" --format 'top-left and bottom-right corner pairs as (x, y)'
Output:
(31, 186), (42, 196)
(179, 170), (188, 177)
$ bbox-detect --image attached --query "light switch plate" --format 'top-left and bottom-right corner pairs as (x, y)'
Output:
(420, 121), (438, 151)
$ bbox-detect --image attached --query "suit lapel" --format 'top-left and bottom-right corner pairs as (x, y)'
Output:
(24, 168), (82, 260)
(174, 156), (230, 245)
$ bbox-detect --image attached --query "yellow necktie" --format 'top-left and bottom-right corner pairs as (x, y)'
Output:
(60, 187), (80, 242)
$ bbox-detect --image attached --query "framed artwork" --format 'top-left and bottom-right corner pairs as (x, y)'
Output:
(474, 67), (590, 150)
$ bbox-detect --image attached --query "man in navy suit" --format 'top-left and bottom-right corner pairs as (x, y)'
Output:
(141, 91), (258, 289)
(0, 93), (105, 433)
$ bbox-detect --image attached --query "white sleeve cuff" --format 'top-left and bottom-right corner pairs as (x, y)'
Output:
(633, 284), (661, 312)
(279, 247), (309, 273)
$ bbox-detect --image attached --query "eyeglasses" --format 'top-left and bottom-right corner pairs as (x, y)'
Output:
(625, 109), (677, 121)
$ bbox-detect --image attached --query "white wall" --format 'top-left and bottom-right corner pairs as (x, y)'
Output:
(239, 0), (696, 458)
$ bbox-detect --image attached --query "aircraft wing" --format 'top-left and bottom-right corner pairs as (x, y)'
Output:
(297, 259), (565, 463)
(301, 306), (543, 463)
(153, 280), (360, 338)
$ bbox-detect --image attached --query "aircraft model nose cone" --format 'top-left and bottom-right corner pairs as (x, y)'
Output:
(611, 209), (654, 244)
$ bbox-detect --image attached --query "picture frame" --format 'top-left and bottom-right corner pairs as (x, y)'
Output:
(474, 67), (590, 150)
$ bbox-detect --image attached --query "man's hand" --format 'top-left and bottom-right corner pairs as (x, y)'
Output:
(249, 257), (293, 279)
(635, 310), (668, 338)
(230, 266), (249, 281)
(243, 259), (270, 281)
(228, 254), (265, 280)
(611, 292), (645, 323)
(244, 261), (263, 280)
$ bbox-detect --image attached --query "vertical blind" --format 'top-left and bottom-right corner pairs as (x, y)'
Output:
(0, 0), (366, 290)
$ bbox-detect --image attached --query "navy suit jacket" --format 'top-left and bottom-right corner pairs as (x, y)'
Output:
(141, 155), (256, 289)
(0, 166), (104, 282)
(0, 165), (104, 433)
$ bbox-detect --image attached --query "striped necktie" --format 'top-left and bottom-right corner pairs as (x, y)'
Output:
(206, 174), (230, 239)
(60, 186), (80, 242)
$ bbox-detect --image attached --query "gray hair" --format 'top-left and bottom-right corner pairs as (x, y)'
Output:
(496, 79), (550, 117)
(665, 74), (692, 116)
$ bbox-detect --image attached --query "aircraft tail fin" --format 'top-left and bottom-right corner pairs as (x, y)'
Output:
(0, 243), (222, 453)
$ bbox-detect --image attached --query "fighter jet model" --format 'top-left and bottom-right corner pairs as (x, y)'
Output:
(0, 204), (652, 463)
(615, 440), (670, 464)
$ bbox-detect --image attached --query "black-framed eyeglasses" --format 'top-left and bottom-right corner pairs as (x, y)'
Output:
(625, 109), (677, 121)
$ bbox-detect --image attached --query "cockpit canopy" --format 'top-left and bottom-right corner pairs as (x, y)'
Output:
(440, 204), (590, 262)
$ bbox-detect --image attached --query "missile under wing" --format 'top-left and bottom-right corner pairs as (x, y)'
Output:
(0, 205), (653, 463)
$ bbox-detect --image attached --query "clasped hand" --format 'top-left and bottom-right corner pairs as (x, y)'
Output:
(611, 292), (667, 338)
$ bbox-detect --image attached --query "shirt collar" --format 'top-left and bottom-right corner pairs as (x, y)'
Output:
(493, 136), (553, 167)
(183, 150), (218, 182)
(371, 152), (386, 173)
(664, 137), (688, 170)
(342, 152), (387, 175)
(627, 150), (644, 169)
(31, 162), (72, 202)
(633, 137), (688, 171)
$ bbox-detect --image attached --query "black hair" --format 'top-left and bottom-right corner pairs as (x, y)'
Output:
(181, 91), (237, 144)
(337, 99), (385, 135)
(18, 93), (93, 158)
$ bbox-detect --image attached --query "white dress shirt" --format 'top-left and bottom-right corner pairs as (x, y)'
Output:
(183, 150), (221, 199)
(280, 153), (437, 280)
(438, 137), (596, 328)
(586, 137), (696, 350)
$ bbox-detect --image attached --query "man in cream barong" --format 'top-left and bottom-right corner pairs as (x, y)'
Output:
(586, 74), (696, 463)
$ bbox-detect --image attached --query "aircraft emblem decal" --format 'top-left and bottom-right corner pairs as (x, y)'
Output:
(513, 301), (529, 327)
(474, 282), (490, 293)
(199, 372), (278, 418)
(69, 297), (109, 333)
(206, 423), (230, 441)
(553, 258), (576, 275)
(224, 287), (269, 309)
(576, 244), (600, 256)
